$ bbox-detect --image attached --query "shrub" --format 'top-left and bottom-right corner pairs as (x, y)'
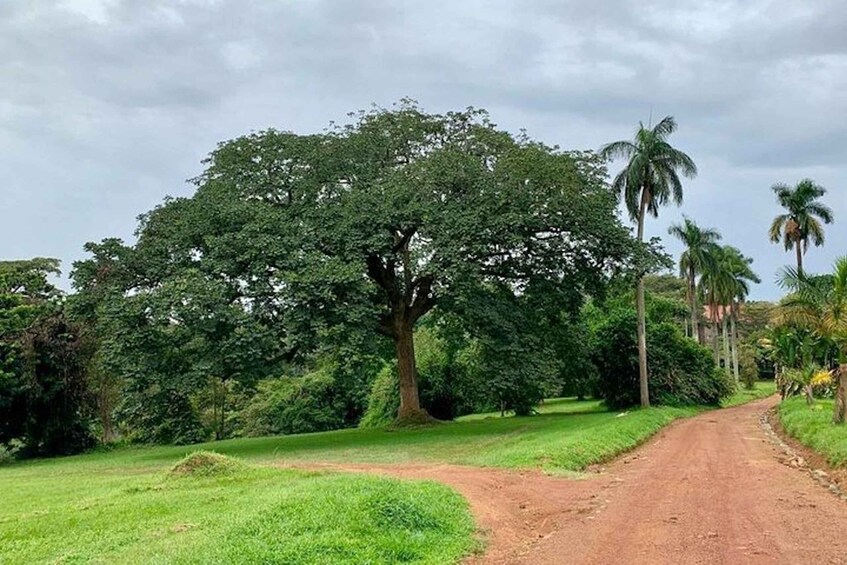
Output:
(120, 388), (208, 446)
(359, 364), (398, 429)
(592, 306), (731, 409)
(236, 368), (345, 436)
(738, 343), (760, 390)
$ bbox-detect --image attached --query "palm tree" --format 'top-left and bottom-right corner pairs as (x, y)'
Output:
(707, 247), (734, 377)
(723, 247), (760, 382)
(668, 217), (721, 343)
(600, 117), (697, 407)
(778, 257), (847, 423)
(769, 179), (834, 273)
(700, 245), (749, 378)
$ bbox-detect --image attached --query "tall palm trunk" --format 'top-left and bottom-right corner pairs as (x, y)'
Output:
(730, 302), (740, 383)
(721, 310), (731, 377)
(710, 304), (719, 363)
(635, 189), (650, 408)
(688, 264), (698, 343)
(795, 241), (803, 274)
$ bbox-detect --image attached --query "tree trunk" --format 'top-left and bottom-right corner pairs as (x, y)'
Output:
(394, 319), (427, 421)
(730, 304), (740, 384)
(833, 364), (847, 424)
(796, 242), (803, 274)
(711, 308), (719, 364)
(636, 189), (650, 408)
(689, 265), (699, 343)
(698, 319), (706, 344)
(721, 311), (731, 377)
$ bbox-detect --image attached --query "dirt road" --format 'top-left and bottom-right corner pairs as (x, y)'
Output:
(294, 397), (847, 564)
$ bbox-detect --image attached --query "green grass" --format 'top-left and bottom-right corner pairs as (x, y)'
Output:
(0, 455), (475, 564)
(16, 404), (696, 478)
(456, 396), (605, 421)
(0, 387), (775, 563)
(779, 396), (847, 467)
(720, 381), (777, 408)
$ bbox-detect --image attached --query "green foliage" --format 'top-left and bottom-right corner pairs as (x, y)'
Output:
(360, 326), (483, 427)
(738, 343), (760, 389)
(236, 368), (345, 436)
(15, 311), (96, 456)
(186, 101), (634, 419)
(590, 304), (731, 408)
(769, 178), (834, 263)
(359, 365), (400, 429)
(0, 259), (97, 457)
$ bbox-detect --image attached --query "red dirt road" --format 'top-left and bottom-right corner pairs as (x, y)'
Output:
(292, 397), (847, 564)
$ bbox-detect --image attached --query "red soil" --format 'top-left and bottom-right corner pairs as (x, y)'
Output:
(288, 397), (847, 564)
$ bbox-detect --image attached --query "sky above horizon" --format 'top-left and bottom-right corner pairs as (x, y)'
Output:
(2, 0), (845, 300)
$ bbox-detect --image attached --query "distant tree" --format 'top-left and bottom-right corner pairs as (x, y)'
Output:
(68, 239), (135, 442)
(600, 116), (697, 407)
(699, 246), (759, 381)
(0, 259), (95, 456)
(668, 217), (721, 342)
(723, 248), (760, 383)
(769, 179), (834, 274)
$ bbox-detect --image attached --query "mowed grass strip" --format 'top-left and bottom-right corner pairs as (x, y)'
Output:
(5, 404), (700, 482)
(779, 396), (847, 467)
(720, 381), (777, 408)
(0, 457), (475, 564)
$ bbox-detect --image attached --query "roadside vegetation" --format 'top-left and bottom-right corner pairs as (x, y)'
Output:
(779, 397), (847, 467)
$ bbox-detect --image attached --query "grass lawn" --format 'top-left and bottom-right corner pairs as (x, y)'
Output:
(0, 384), (775, 563)
(720, 381), (777, 408)
(456, 396), (606, 421)
(779, 396), (847, 467)
(0, 454), (475, 564)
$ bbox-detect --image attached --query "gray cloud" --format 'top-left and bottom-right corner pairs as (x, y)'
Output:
(2, 0), (846, 299)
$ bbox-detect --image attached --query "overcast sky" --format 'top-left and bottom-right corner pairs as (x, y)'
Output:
(2, 0), (845, 300)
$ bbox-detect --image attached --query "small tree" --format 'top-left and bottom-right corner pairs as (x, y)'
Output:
(738, 343), (759, 390)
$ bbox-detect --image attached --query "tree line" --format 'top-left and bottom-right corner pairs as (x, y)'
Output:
(4, 101), (829, 458)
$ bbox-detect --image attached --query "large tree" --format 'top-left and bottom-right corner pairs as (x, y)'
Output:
(183, 103), (635, 422)
(769, 179), (834, 274)
(668, 217), (721, 343)
(600, 116), (697, 407)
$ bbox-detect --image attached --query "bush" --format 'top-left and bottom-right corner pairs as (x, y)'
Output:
(120, 388), (208, 445)
(236, 368), (345, 436)
(738, 343), (760, 390)
(592, 306), (732, 409)
(359, 364), (398, 429)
